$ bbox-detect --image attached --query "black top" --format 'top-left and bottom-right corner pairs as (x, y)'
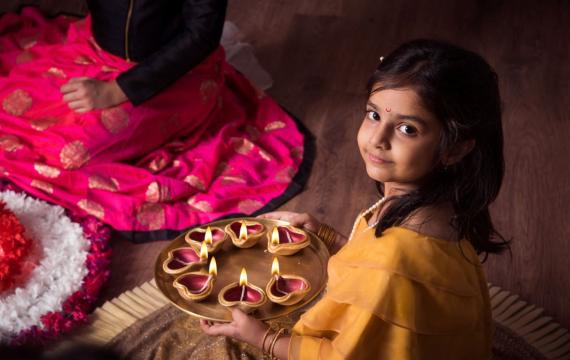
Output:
(87, 0), (227, 105)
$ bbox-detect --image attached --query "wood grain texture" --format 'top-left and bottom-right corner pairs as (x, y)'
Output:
(1, 0), (569, 329)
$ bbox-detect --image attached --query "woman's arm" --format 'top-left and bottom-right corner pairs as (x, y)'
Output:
(116, 0), (227, 105)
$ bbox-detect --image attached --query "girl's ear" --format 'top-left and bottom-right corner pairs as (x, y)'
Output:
(442, 139), (475, 166)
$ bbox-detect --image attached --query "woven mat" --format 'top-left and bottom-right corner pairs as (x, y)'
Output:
(51, 281), (570, 359)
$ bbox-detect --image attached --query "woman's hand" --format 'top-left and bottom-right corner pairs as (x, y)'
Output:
(61, 78), (128, 113)
(257, 211), (321, 233)
(200, 308), (269, 348)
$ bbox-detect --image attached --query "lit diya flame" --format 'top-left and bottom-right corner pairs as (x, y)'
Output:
(266, 257), (311, 306)
(162, 246), (207, 274)
(239, 222), (248, 241)
(205, 226), (213, 245)
(173, 256), (217, 301)
(267, 225), (310, 256)
(225, 219), (265, 248)
(199, 241), (209, 261)
(218, 267), (267, 313)
(185, 225), (227, 254)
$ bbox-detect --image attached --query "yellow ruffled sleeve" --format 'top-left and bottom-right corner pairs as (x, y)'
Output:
(288, 224), (492, 360)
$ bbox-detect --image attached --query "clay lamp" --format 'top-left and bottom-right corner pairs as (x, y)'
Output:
(163, 242), (209, 275)
(266, 257), (311, 306)
(185, 225), (226, 254)
(218, 267), (267, 313)
(267, 226), (310, 256)
(225, 220), (265, 248)
(173, 257), (218, 301)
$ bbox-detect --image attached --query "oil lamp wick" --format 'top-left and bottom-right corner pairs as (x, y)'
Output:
(240, 284), (246, 302)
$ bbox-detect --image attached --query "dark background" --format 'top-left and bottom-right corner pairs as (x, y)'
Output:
(2, 0), (569, 330)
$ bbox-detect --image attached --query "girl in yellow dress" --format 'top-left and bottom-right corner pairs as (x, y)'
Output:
(200, 39), (508, 359)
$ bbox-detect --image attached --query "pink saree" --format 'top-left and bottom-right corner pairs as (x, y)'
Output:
(0, 8), (307, 241)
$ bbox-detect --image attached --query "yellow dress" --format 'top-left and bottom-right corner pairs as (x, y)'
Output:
(289, 216), (493, 359)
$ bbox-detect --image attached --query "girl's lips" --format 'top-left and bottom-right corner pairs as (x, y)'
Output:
(368, 153), (392, 164)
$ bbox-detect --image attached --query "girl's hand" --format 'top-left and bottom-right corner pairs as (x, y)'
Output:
(200, 308), (269, 348)
(61, 78), (128, 113)
(258, 211), (321, 233)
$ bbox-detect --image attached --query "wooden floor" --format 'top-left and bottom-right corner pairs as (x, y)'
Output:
(2, 0), (570, 329)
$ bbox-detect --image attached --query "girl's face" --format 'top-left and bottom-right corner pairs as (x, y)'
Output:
(357, 86), (443, 191)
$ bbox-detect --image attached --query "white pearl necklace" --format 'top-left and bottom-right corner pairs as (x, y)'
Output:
(347, 197), (386, 242)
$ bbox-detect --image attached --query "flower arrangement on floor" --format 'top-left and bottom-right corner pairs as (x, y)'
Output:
(0, 182), (111, 346)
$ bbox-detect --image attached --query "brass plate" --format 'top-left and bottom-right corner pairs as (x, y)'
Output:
(154, 217), (330, 322)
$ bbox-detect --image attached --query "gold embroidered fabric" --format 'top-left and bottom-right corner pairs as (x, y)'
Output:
(108, 305), (298, 360)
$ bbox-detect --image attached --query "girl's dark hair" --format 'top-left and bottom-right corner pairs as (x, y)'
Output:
(368, 39), (508, 255)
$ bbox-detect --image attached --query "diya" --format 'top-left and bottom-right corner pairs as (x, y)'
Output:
(173, 257), (217, 301)
(162, 242), (209, 275)
(267, 225), (310, 255)
(225, 220), (265, 248)
(185, 225), (226, 254)
(266, 257), (310, 306)
(218, 267), (267, 313)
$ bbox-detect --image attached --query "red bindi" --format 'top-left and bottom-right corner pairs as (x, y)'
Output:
(385, 107), (391, 112)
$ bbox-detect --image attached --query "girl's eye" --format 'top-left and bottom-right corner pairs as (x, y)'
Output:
(366, 110), (380, 121)
(397, 124), (417, 135)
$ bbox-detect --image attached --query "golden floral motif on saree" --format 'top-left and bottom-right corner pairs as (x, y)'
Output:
(3, 89), (33, 116)
(148, 156), (169, 173)
(238, 199), (264, 214)
(77, 199), (105, 219)
(220, 175), (247, 185)
(31, 180), (54, 194)
(231, 137), (255, 155)
(60, 140), (90, 169)
(200, 79), (219, 103)
(258, 148), (273, 162)
(101, 107), (130, 134)
(145, 181), (171, 203)
(88, 175), (119, 192)
(16, 51), (34, 64)
(30, 116), (58, 131)
(34, 163), (61, 178)
(187, 197), (213, 212)
(17, 34), (38, 50)
(45, 67), (67, 79)
(0, 135), (24, 152)
(101, 65), (119, 73)
(74, 55), (94, 65)
(275, 166), (296, 183)
(184, 175), (207, 192)
(136, 203), (165, 230)
(264, 121), (286, 132)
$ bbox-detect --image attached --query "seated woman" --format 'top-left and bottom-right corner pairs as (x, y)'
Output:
(0, 1), (307, 241)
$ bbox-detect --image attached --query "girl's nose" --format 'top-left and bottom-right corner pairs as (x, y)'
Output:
(370, 123), (391, 150)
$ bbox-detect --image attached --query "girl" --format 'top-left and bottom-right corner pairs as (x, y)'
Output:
(201, 39), (508, 359)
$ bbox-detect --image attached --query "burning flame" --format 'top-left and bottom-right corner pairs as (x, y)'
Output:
(271, 227), (279, 245)
(271, 257), (280, 277)
(209, 257), (217, 276)
(239, 267), (248, 286)
(239, 221), (248, 240)
(204, 226), (213, 245)
(199, 241), (209, 260)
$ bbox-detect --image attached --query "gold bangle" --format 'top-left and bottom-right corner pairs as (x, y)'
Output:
(269, 327), (286, 359)
(261, 326), (273, 355)
(317, 223), (337, 251)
